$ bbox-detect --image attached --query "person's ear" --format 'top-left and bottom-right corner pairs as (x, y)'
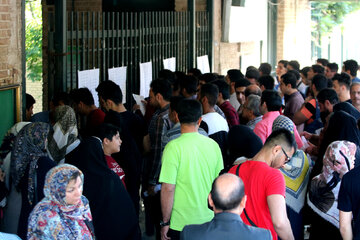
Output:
(197, 116), (202, 126)
(103, 138), (110, 145)
(240, 195), (247, 209)
(155, 93), (162, 103)
(208, 193), (214, 209)
(272, 145), (281, 156)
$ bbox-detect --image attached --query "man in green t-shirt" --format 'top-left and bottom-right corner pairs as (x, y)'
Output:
(159, 99), (223, 240)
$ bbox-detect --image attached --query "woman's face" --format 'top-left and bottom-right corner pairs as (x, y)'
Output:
(65, 176), (83, 205)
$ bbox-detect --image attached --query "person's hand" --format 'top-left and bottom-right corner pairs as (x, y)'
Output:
(0, 169), (5, 182)
(305, 142), (316, 155)
(132, 104), (140, 112)
(161, 225), (170, 240)
(147, 185), (156, 196)
(301, 131), (312, 140)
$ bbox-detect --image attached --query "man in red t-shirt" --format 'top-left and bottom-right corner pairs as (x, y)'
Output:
(97, 123), (126, 187)
(229, 129), (296, 240)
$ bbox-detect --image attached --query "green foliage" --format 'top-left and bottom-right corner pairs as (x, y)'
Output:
(25, 0), (42, 82)
(311, 2), (360, 37)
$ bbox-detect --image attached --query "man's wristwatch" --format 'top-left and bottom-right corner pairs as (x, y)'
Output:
(160, 220), (170, 227)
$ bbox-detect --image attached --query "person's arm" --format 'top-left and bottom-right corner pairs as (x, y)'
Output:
(161, 183), (175, 240)
(293, 110), (308, 125)
(267, 194), (294, 240)
(339, 210), (353, 240)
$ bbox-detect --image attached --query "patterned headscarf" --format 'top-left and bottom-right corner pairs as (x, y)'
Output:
(47, 105), (78, 162)
(10, 122), (50, 205)
(308, 140), (356, 227)
(28, 164), (93, 240)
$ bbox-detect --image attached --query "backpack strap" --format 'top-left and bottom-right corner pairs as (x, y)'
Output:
(234, 162), (257, 227)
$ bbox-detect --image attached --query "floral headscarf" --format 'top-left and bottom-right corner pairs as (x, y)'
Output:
(308, 140), (356, 228)
(28, 164), (93, 240)
(10, 122), (50, 205)
(47, 105), (78, 162)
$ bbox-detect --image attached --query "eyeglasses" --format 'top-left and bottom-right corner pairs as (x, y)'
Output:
(281, 147), (291, 163)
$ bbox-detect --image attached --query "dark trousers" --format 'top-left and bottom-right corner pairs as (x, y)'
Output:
(168, 228), (181, 240)
(143, 192), (162, 240)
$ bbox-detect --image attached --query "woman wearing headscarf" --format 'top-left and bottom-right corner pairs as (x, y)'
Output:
(313, 110), (360, 178)
(27, 164), (94, 240)
(47, 105), (80, 164)
(66, 137), (141, 240)
(0, 122), (30, 233)
(272, 115), (311, 240)
(226, 125), (263, 169)
(307, 140), (356, 240)
(10, 122), (56, 239)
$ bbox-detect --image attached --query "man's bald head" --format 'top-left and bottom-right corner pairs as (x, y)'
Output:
(210, 174), (245, 211)
(245, 84), (262, 98)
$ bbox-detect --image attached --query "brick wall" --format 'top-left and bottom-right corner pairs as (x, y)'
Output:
(0, 0), (22, 86)
(276, 0), (311, 66)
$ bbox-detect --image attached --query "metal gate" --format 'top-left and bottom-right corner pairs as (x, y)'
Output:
(47, 11), (211, 104)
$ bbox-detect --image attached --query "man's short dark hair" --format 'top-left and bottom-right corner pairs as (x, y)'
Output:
(177, 99), (202, 124)
(333, 73), (351, 90)
(317, 88), (339, 105)
(210, 174), (245, 211)
(245, 69), (260, 81)
(327, 63), (338, 72)
(287, 70), (300, 81)
(288, 60), (300, 71)
(258, 75), (274, 90)
(199, 73), (217, 84)
(180, 75), (198, 95)
(235, 78), (250, 88)
(312, 74), (328, 92)
(281, 72), (297, 89)
(52, 92), (71, 107)
(170, 96), (185, 113)
(300, 67), (311, 79)
(213, 80), (230, 100)
(26, 93), (35, 110)
(312, 64), (325, 75)
(70, 88), (95, 106)
(227, 69), (244, 82)
(245, 85), (262, 98)
(96, 80), (123, 104)
(343, 59), (359, 77)
(150, 78), (172, 101)
(187, 68), (202, 78)
(200, 83), (219, 107)
(259, 63), (272, 76)
(317, 58), (329, 67)
(278, 60), (289, 68)
(96, 123), (121, 142)
(264, 128), (297, 153)
(261, 90), (282, 111)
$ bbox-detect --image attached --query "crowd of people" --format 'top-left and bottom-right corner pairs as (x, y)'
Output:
(0, 57), (359, 240)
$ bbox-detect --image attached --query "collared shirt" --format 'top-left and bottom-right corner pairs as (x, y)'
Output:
(148, 104), (172, 185)
(161, 122), (208, 150)
(219, 101), (240, 127)
(246, 115), (263, 130)
(253, 111), (280, 143)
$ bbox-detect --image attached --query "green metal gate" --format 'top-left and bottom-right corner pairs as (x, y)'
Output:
(47, 11), (211, 105)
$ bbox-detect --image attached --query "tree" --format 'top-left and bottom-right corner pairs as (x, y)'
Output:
(26, 0), (42, 82)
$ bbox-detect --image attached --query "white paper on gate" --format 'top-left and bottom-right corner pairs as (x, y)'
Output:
(140, 62), (152, 98)
(132, 94), (146, 116)
(196, 55), (210, 74)
(108, 67), (127, 104)
(163, 57), (176, 72)
(78, 69), (100, 107)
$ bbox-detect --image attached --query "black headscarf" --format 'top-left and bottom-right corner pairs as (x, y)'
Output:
(226, 125), (263, 168)
(333, 101), (360, 121)
(66, 137), (140, 240)
(312, 110), (360, 178)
